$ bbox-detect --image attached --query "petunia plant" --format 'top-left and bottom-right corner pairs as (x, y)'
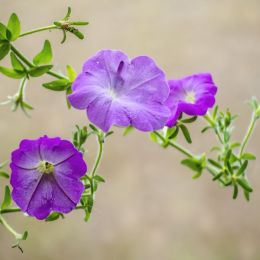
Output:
(0, 7), (259, 252)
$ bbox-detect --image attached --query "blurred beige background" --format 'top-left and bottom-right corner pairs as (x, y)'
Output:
(0, 0), (260, 259)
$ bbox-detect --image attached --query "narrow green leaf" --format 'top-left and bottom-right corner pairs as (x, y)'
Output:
(241, 153), (256, 160)
(10, 52), (25, 71)
(28, 65), (53, 77)
(123, 126), (134, 136)
(0, 42), (11, 60)
(150, 132), (158, 143)
(1, 186), (12, 210)
(237, 178), (253, 192)
(33, 40), (53, 65)
(243, 190), (250, 201)
(201, 126), (211, 133)
(212, 105), (219, 120)
(179, 124), (192, 144)
(70, 21), (89, 26)
(45, 212), (62, 222)
(181, 116), (197, 124)
(236, 160), (248, 176)
(181, 158), (201, 172)
(212, 172), (223, 181)
(89, 123), (98, 133)
(230, 142), (241, 149)
(93, 175), (105, 183)
(166, 126), (179, 140)
(233, 184), (238, 199)
(0, 23), (7, 40)
(208, 159), (222, 169)
(42, 79), (70, 91)
(7, 13), (21, 41)
(66, 65), (77, 82)
(0, 171), (9, 179)
(0, 66), (25, 78)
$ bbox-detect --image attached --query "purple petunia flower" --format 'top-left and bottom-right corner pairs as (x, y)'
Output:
(10, 136), (87, 220)
(68, 50), (170, 132)
(165, 73), (218, 127)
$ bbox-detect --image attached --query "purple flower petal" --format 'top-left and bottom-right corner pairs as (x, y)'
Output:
(68, 50), (170, 132)
(11, 139), (41, 169)
(39, 136), (77, 165)
(10, 136), (87, 220)
(165, 73), (218, 127)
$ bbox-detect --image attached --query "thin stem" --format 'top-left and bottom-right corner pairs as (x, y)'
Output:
(91, 135), (103, 178)
(153, 131), (224, 183)
(204, 114), (223, 144)
(19, 25), (57, 37)
(0, 208), (21, 214)
(0, 215), (22, 239)
(154, 131), (193, 158)
(10, 45), (67, 80)
(239, 113), (257, 158)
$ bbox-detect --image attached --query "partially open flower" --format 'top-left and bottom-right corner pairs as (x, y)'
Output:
(10, 136), (87, 220)
(165, 73), (218, 127)
(68, 50), (170, 132)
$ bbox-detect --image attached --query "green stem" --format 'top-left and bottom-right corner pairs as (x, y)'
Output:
(0, 208), (21, 214)
(91, 135), (104, 178)
(204, 114), (223, 144)
(153, 131), (223, 181)
(10, 45), (66, 80)
(154, 131), (192, 158)
(239, 113), (257, 158)
(19, 25), (57, 37)
(0, 214), (22, 239)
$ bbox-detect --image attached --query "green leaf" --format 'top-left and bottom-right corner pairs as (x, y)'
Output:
(237, 178), (253, 192)
(201, 126), (211, 133)
(1, 186), (12, 210)
(212, 105), (219, 120)
(150, 132), (158, 143)
(33, 40), (53, 65)
(208, 159), (222, 169)
(179, 124), (192, 144)
(42, 79), (70, 91)
(66, 65), (77, 82)
(7, 13), (21, 41)
(233, 184), (238, 199)
(0, 23), (7, 40)
(243, 190), (250, 201)
(0, 66), (25, 78)
(10, 52), (25, 71)
(230, 142), (241, 149)
(166, 126), (179, 140)
(89, 123), (99, 133)
(123, 126), (134, 136)
(241, 153), (256, 160)
(28, 65), (53, 77)
(93, 175), (105, 183)
(45, 212), (62, 222)
(236, 160), (248, 177)
(181, 158), (201, 173)
(0, 171), (9, 179)
(0, 42), (11, 60)
(212, 171), (223, 181)
(181, 116), (197, 124)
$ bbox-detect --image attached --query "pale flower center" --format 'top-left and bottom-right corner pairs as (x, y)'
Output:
(185, 91), (196, 104)
(37, 161), (54, 174)
(107, 87), (118, 100)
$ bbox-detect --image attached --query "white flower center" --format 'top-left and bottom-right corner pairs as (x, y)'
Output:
(37, 161), (54, 174)
(107, 87), (118, 100)
(185, 91), (196, 104)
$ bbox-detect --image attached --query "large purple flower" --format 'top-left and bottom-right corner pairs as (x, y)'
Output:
(10, 136), (87, 220)
(165, 73), (218, 127)
(68, 50), (170, 132)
